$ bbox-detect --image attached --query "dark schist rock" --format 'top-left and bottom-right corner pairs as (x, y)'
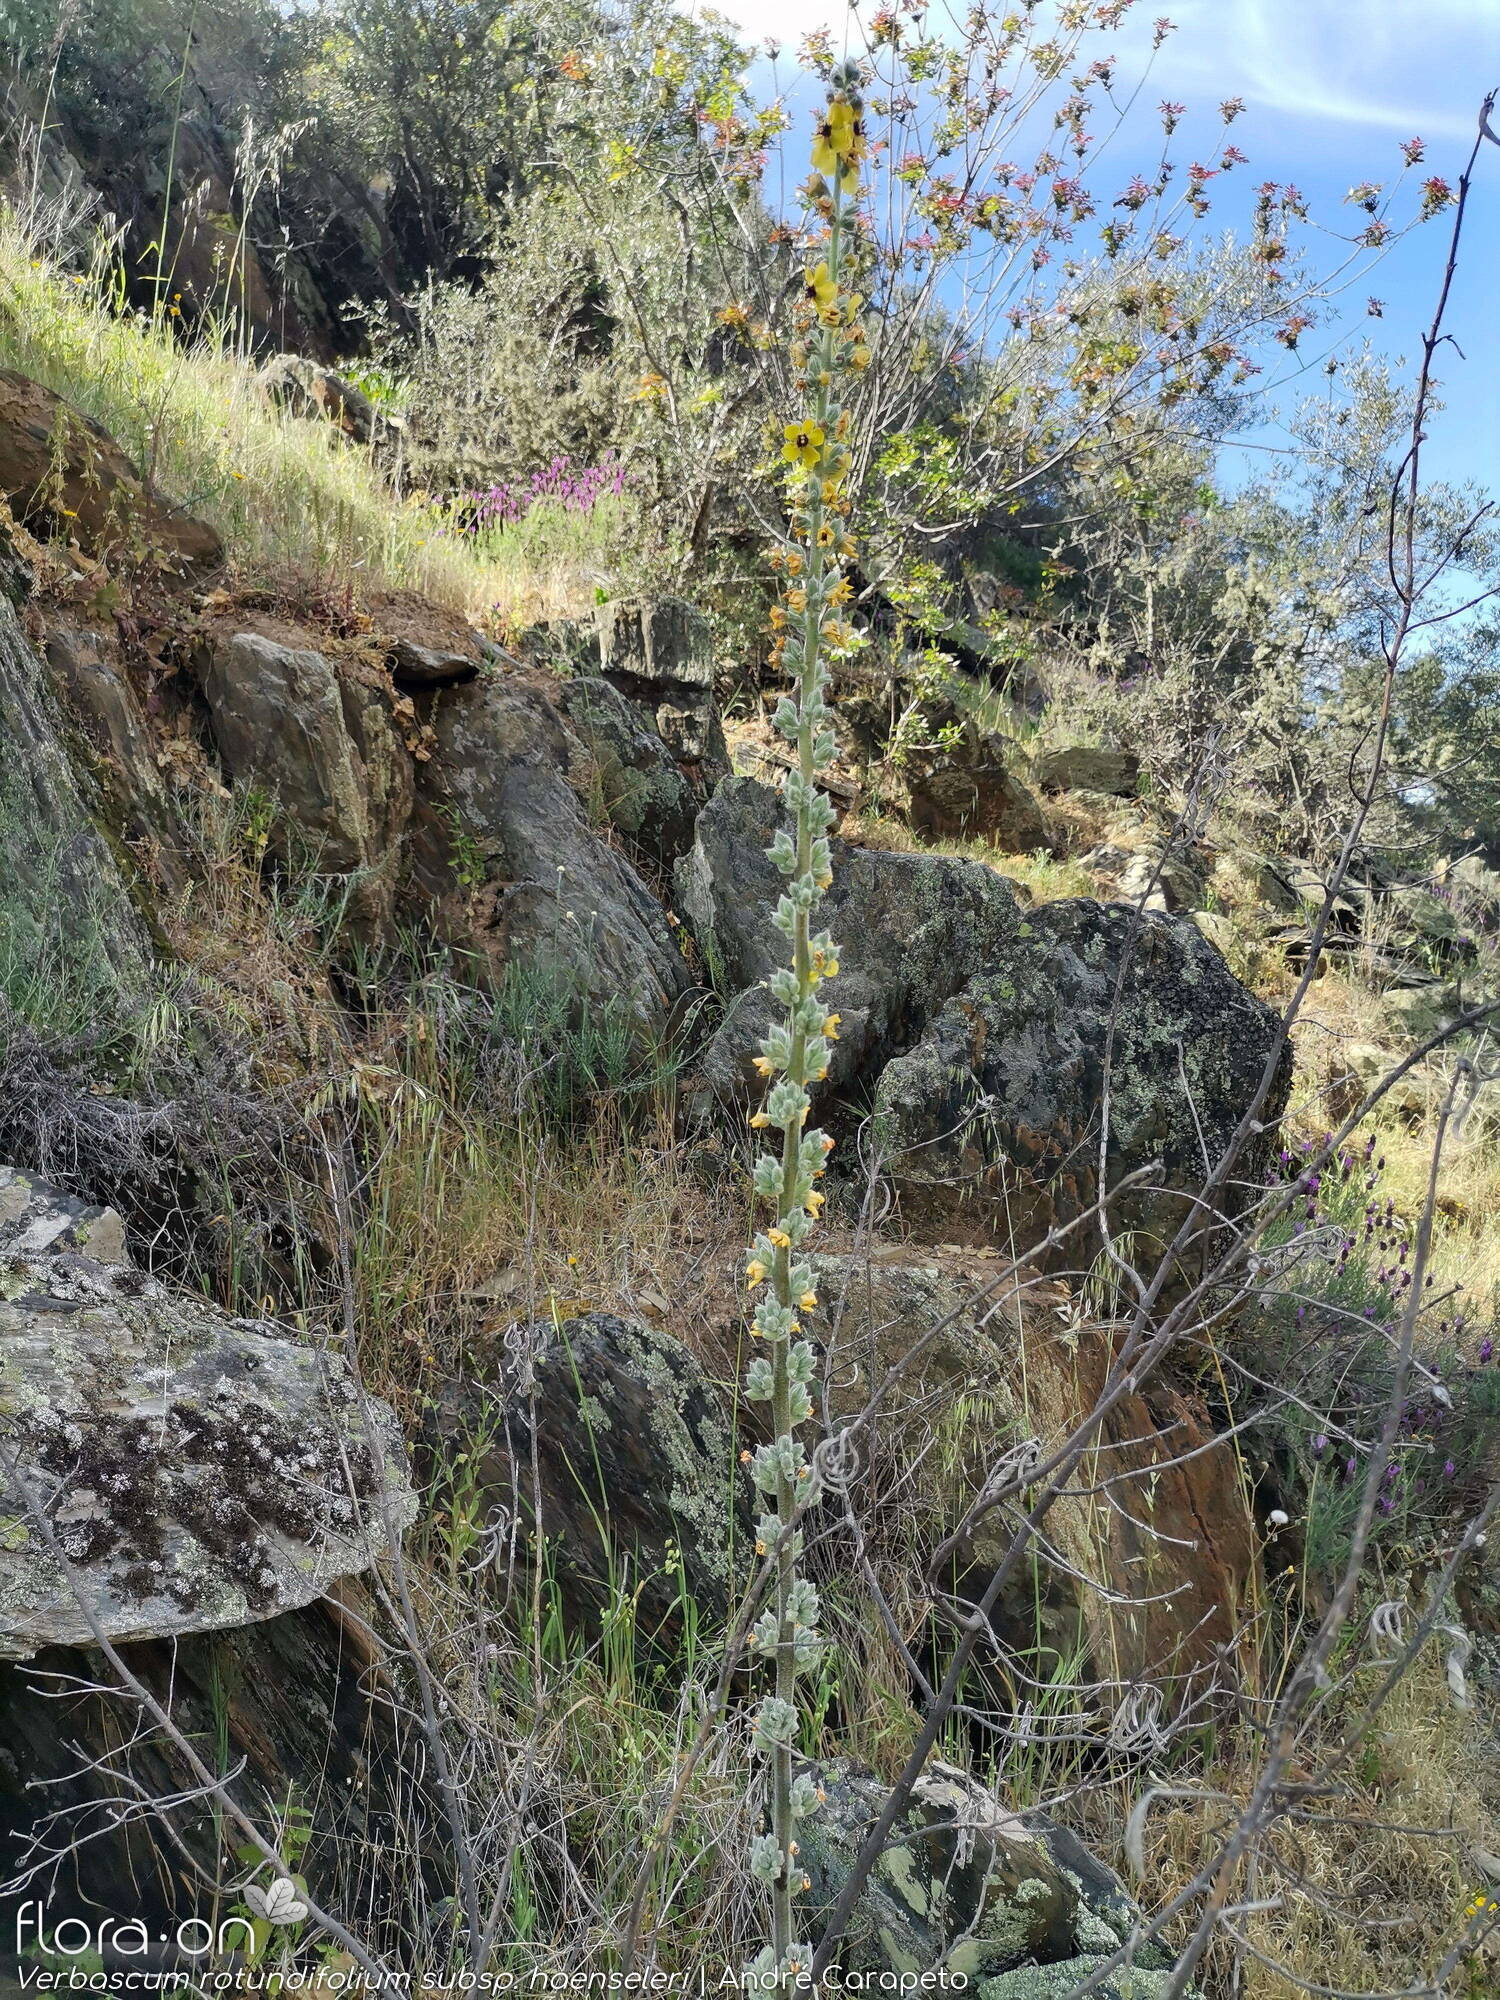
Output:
(429, 1312), (748, 1638)
(411, 679), (691, 1041)
(597, 596), (728, 781)
(1034, 745), (1141, 797)
(0, 592), (153, 994)
(905, 737), (1052, 853)
(45, 625), (188, 890)
(201, 630), (413, 931)
(874, 897), (1291, 1258)
(555, 674), (699, 867)
(675, 777), (1023, 1104)
(386, 635), (480, 687)
(0, 1586), (411, 1947)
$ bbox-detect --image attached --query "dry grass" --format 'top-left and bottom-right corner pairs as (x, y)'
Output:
(1135, 1653), (1498, 1997)
(1285, 967), (1500, 1308)
(843, 807), (1099, 902)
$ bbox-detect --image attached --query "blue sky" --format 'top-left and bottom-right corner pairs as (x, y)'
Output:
(705, 0), (1500, 493)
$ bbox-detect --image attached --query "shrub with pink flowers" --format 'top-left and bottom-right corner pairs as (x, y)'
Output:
(466, 454), (628, 533)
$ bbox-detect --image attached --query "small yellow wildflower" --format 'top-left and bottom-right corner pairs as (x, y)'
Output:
(768, 1228), (792, 1249)
(753, 1054), (776, 1077)
(782, 420), (826, 471)
(823, 1013), (842, 1038)
(797, 1289), (818, 1312)
(805, 1190), (825, 1217)
(749, 1111), (771, 1129)
(803, 262), (838, 314)
(746, 1259), (770, 1289)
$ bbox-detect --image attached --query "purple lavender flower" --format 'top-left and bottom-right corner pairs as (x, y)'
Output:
(1311, 1433), (1328, 1455)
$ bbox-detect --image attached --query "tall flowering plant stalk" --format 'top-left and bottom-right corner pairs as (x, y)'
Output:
(741, 71), (869, 1996)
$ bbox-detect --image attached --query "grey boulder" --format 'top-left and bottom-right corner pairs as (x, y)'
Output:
(413, 681), (691, 1040)
(875, 898), (1290, 1256)
(675, 777), (1022, 1102)
(202, 631), (413, 926)
(555, 675), (699, 867)
(0, 1254), (416, 1658)
(428, 1312), (747, 1637)
(0, 1166), (127, 1264)
(1034, 745), (1140, 797)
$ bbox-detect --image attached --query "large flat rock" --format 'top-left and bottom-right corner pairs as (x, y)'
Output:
(0, 1254), (416, 1657)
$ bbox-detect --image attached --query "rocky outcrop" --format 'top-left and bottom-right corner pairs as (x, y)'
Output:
(874, 899), (1290, 1258)
(798, 1759), (1184, 1988)
(45, 625), (187, 890)
(1034, 745), (1140, 797)
(0, 370), (221, 571)
(0, 591), (152, 997)
(0, 1253), (416, 1658)
(0, 1166), (126, 1264)
(414, 680), (691, 1039)
(906, 739), (1051, 852)
(259, 353), (397, 449)
(598, 596), (727, 780)
(428, 1312), (747, 1637)
(0, 1585), (408, 1942)
(676, 777), (1022, 1102)
(555, 674), (699, 868)
(202, 630), (413, 928)
(809, 1249), (1259, 1690)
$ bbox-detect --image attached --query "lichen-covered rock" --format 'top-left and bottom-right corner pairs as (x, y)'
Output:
(0, 1166), (127, 1264)
(555, 675), (699, 867)
(411, 681), (691, 1040)
(874, 899), (1290, 1258)
(0, 369), (222, 571)
(797, 1759), (1181, 1982)
(0, 1254), (416, 1658)
(794, 1756), (1190, 1990)
(979, 1960), (1182, 1999)
(429, 1312), (748, 1636)
(675, 777), (1022, 1103)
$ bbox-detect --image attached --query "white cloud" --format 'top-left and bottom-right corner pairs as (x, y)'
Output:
(704, 0), (1493, 145)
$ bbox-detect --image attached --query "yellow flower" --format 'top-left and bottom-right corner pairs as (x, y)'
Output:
(782, 420), (826, 471)
(803, 261), (838, 314)
(805, 1190), (825, 1217)
(750, 1111), (771, 1129)
(851, 344), (872, 371)
(746, 1259), (770, 1288)
(823, 1013), (842, 1038)
(768, 1228), (791, 1249)
(811, 99), (864, 176)
(753, 1054), (776, 1077)
(797, 1289), (818, 1312)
